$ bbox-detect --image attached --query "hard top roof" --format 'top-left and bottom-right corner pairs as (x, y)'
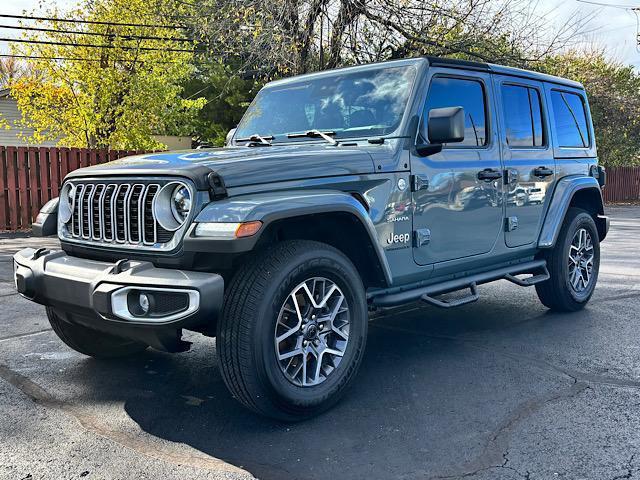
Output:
(265, 56), (583, 91)
(424, 56), (583, 89)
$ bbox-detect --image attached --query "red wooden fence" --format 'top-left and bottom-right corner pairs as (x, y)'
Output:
(0, 146), (639, 230)
(602, 167), (640, 204)
(0, 146), (151, 230)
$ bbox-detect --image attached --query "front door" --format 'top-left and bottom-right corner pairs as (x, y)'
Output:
(412, 71), (503, 266)
(494, 76), (555, 247)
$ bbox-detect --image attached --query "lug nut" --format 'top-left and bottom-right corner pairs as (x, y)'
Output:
(311, 314), (316, 320)
(314, 339), (320, 346)
(319, 324), (324, 330)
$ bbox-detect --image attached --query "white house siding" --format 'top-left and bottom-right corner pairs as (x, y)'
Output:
(0, 94), (59, 147)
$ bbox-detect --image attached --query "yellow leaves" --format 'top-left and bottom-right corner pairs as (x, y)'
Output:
(8, 0), (202, 149)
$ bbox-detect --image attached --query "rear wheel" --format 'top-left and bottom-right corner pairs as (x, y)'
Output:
(46, 307), (147, 358)
(217, 240), (367, 421)
(536, 208), (600, 312)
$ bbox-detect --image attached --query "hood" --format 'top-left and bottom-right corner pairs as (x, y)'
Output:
(65, 144), (377, 189)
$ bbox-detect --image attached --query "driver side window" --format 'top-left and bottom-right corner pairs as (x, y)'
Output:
(423, 77), (487, 147)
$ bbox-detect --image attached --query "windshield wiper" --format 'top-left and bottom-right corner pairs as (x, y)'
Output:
(286, 130), (338, 145)
(236, 133), (274, 147)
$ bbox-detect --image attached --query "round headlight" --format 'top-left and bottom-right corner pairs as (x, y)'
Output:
(171, 185), (192, 223)
(153, 182), (193, 232)
(58, 183), (75, 224)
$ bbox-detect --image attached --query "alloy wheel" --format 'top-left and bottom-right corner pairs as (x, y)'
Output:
(568, 227), (594, 293)
(274, 277), (350, 387)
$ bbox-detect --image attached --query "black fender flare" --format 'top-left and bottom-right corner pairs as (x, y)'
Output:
(187, 189), (393, 285)
(538, 175), (607, 248)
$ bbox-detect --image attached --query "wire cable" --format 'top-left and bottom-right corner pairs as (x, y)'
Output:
(0, 13), (187, 29)
(0, 23), (192, 42)
(0, 53), (201, 64)
(1, 37), (201, 53)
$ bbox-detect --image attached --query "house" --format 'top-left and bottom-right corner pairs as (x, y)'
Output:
(0, 88), (58, 147)
(0, 89), (192, 150)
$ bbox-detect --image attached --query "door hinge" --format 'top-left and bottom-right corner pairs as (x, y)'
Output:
(410, 174), (429, 192)
(505, 216), (519, 232)
(504, 169), (518, 186)
(414, 228), (431, 247)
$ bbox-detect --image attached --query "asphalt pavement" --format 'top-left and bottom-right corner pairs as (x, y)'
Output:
(0, 206), (639, 480)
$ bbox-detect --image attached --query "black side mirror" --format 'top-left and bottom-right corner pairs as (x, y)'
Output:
(416, 106), (465, 157)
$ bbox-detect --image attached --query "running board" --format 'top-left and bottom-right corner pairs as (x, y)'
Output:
(421, 282), (479, 309)
(504, 265), (550, 287)
(371, 260), (548, 308)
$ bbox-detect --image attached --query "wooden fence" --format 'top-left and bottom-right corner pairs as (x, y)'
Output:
(0, 146), (151, 230)
(0, 146), (639, 230)
(602, 167), (640, 204)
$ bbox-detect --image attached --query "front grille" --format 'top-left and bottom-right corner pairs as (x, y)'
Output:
(63, 180), (178, 249)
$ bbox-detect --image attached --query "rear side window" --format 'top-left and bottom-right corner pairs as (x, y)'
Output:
(551, 90), (590, 148)
(502, 85), (544, 147)
(424, 77), (487, 147)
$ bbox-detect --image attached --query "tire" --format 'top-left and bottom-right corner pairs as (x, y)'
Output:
(535, 208), (600, 312)
(46, 307), (147, 358)
(217, 240), (368, 421)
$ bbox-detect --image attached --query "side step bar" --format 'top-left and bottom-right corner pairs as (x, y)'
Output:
(371, 260), (548, 308)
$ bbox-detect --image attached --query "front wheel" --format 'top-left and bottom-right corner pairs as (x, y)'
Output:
(217, 240), (368, 421)
(536, 208), (600, 312)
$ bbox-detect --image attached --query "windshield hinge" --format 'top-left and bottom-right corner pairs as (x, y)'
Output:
(207, 171), (227, 200)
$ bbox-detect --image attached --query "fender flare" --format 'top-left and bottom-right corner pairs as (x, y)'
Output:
(189, 189), (393, 286)
(538, 175), (606, 248)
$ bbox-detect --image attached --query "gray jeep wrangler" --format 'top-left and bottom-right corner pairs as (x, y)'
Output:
(14, 57), (609, 420)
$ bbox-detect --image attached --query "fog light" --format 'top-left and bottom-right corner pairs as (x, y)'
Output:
(139, 293), (150, 314)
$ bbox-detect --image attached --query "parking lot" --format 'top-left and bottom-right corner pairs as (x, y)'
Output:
(0, 205), (638, 480)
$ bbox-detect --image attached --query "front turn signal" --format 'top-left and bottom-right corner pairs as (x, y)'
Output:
(194, 221), (262, 239)
(235, 221), (262, 238)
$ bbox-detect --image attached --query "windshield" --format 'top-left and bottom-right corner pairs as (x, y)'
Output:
(235, 65), (417, 142)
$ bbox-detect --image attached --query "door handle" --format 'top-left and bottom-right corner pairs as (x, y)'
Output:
(477, 168), (502, 181)
(533, 166), (554, 178)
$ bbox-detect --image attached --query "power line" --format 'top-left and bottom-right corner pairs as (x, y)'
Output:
(575, 0), (640, 10)
(0, 53), (184, 64)
(0, 23), (192, 42)
(1, 37), (201, 53)
(0, 13), (188, 29)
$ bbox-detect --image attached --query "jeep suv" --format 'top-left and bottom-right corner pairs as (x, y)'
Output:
(14, 57), (609, 420)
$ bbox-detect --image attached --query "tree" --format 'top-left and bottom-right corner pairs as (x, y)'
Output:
(0, 57), (28, 89)
(7, 0), (205, 149)
(182, 0), (589, 78)
(538, 50), (640, 167)
(181, 61), (261, 146)
(171, 0), (591, 145)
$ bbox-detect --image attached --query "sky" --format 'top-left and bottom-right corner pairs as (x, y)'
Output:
(1, 0), (639, 69)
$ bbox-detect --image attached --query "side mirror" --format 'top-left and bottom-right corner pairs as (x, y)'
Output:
(416, 106), (465, 157)
(225, 127), (237, 146)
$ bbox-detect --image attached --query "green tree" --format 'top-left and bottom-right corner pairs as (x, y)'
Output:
(538, 51), (640, 167)
(8, 0), (205, 149)
(182, 61), (261, 146)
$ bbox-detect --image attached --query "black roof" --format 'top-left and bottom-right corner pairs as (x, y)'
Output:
(423, 55), (583, 89)
(423, 56), (490, 71)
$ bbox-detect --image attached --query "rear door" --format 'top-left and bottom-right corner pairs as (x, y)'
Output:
(411, 70), (503, 266)
(495, 76), (555, 247)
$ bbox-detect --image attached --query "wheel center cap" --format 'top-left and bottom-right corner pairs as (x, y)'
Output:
(303, 323), (318, 340)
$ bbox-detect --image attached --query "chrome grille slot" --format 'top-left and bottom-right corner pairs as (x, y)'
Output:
(91, 184), (105, 240)
(62, 180), (180, 250)
(142, 184), (159, 245)
(115, 184), (130, 242)
(82, 184), (95, 239)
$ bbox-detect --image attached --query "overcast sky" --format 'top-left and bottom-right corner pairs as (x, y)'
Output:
(1, 0), (639, 68)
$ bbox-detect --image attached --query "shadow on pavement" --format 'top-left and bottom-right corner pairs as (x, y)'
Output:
(57, 299), (568, 480)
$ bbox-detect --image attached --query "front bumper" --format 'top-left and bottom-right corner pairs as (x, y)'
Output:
(13, 247), (224, 351)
